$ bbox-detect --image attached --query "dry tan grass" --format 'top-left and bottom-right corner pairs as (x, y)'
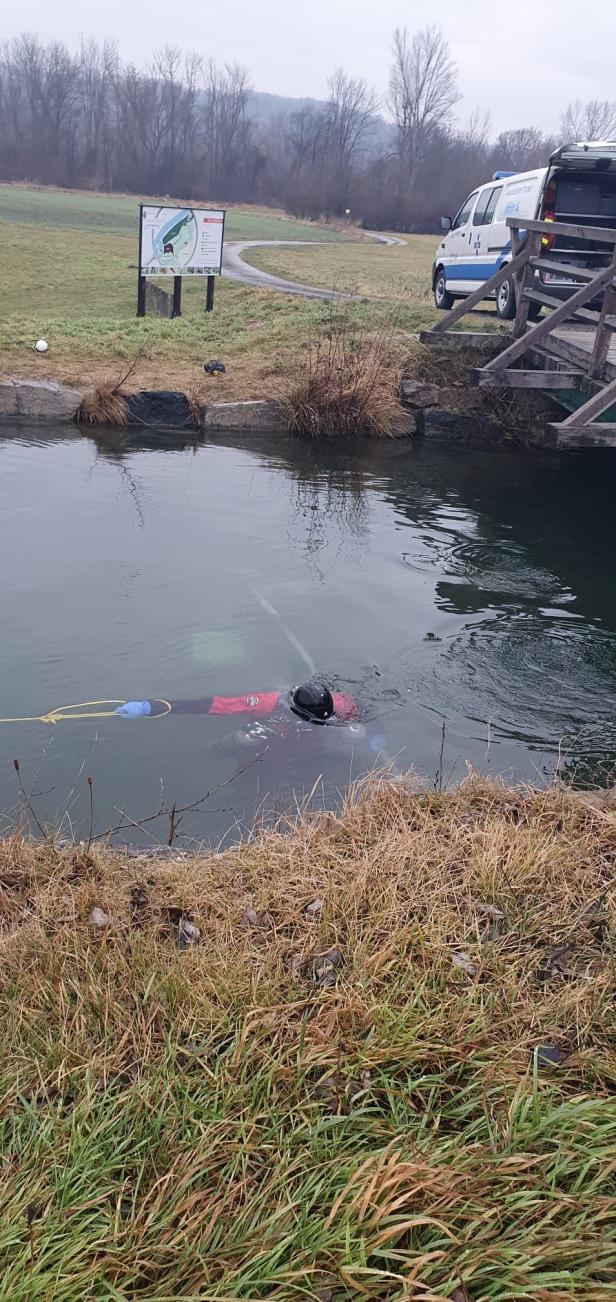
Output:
(0, 776), (615, 1299)
(76, 380), (129, 428)
(282, 308), (409, 437)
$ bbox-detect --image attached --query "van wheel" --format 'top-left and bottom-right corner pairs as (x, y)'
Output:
(434, 270), (454, 310)
(496, 277), (516, 320)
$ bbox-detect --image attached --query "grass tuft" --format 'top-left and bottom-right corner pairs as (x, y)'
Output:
(0, 776), (615, 1298)
(76, 380), (129, 428)
(282, 306), (409, 437)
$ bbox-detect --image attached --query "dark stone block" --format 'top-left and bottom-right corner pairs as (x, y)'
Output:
(422, 409), (504, 446)
(126, 390), (193, 429)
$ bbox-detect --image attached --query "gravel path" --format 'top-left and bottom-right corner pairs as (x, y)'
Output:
(222, 233), (406, 299)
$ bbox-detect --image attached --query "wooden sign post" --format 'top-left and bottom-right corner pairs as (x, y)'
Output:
(136, 204), (225, 319)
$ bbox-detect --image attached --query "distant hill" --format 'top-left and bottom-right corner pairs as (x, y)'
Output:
(248, 91), (326, 127)
(248, 90), (394, 153)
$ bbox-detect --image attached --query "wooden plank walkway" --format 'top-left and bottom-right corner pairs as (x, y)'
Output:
(545, 327), (616, 380)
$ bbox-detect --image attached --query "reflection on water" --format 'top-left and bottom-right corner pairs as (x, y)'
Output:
(0, 427), (615, 844)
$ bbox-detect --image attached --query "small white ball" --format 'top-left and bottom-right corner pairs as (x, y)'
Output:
(35, 339), (49, 353)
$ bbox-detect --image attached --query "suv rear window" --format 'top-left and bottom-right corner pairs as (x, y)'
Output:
(555, 176), (616, 221)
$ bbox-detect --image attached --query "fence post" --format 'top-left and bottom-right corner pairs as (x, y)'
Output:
(512, 228), (542, 340)
(589, 247), (616, 379)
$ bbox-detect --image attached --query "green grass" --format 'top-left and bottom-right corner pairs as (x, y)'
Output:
(0, 196), (434, 398)
(0, 183), (347, 241)
(243, 235), (438, 303)
(0, 184), (497, 398)
(0, 778), (615, 1299)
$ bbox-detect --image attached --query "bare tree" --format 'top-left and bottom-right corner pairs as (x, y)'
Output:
(389, 25), (460, 185)
(76, 39), (118, 187)
(495, 127), (549, 171)
(560, 99), (616, 143)
(462, 108), (492, 152)
(201, 61), (252, 196)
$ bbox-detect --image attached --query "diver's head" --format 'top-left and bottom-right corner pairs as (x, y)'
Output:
(290, 681), (335, 724)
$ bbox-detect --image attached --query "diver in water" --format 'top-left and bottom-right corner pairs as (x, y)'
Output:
(115, 680), (383, 757)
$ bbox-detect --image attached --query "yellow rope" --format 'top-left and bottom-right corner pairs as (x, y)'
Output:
(0, 700), (172, 724)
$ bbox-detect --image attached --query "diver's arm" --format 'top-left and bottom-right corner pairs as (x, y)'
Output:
(115, 694), (280, 719)
(115, 697), (214, 718)
(164, 698), (214, 715)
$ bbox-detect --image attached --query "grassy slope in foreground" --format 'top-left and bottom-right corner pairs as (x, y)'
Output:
(0, 185), (437, 398)
(0, 778), (615, 1300)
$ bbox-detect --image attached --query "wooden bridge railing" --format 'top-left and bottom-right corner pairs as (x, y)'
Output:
(427, 216), (616, 442)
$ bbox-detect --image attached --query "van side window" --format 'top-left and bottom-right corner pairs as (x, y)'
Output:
(472, 186), (502, 226)
(482, 186), (502, 224)
(472, 189), (494, 226)
(452, 192), (478, 230)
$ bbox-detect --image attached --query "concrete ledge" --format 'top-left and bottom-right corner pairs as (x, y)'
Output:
(422, 409), (505, 445)
(419, 330), (508, 358)
(203, 400), (287, 433)
(0, 379), (81, 422)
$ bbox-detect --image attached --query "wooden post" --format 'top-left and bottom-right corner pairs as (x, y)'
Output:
(589, 249), (616, 379)
(137, 203), (146, 317)
(512, 229), (542, 339)
(206, 275), (216, 312)
(172, 276), (182, 318)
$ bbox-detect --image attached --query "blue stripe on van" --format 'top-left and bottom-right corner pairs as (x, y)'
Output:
(444, 261), (501, 281)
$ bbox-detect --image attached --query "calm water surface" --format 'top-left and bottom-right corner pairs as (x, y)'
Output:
(0, 428), (614, 845)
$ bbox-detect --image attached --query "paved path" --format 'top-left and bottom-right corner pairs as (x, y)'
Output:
(222, 233), (406, 300)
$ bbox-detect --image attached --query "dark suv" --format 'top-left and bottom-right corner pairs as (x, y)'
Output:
(536, 142), (616, 301)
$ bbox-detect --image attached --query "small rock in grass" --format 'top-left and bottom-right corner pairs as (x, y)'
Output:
(305, 898), (324, 919)
(177, 918), (201, 949)
(451, 951), (477, 977)
(89, 907), (111, 929)
(290, 945), (343, 988)
(482, 904), (505, 919)
(242, 906), (274, 931)
(315, 1273), (337, 1302)
(311, 946), (343, 988)
(533, 1041), (563, 1068)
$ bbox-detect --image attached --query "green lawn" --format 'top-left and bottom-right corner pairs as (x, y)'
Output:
(0, 187), (440, 398)
(243, 234), (438, 303)
(0, 183), (348, 242)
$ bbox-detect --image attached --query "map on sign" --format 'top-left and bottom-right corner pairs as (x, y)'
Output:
(140, 205), (225, 277)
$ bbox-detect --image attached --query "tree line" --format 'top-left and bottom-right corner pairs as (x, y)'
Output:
(1, 30), (615, 231)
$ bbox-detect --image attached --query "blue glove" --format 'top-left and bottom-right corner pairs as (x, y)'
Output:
(115, 700), (152, 719)
(369, 734), (387, 754)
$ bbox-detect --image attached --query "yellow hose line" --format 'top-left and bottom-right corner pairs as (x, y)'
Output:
(0, 700), (172, 724)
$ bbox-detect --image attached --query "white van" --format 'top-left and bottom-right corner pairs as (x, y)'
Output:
(432, 142), (616, 319)
(432, 169), (547, 319)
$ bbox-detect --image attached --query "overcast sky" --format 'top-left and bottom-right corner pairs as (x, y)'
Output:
(3, 0), (616, 137)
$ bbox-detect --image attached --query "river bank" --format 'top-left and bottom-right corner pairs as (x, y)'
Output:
(1, 776), (615, 1299)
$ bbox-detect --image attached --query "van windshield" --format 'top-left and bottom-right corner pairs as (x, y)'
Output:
(452, 192), (478, 229)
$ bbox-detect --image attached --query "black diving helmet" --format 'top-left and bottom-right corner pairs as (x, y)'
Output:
(290, 681), (335, 724)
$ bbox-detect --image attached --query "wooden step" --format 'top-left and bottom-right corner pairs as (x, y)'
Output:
(548, 422), (616, 448)
(529, 258), (598, 282)
(524, 288), (616, 329)
(475, 367), (584, 389)
(524, 288), (601, 324)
